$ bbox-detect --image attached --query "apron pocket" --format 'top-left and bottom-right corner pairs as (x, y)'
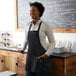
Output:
(31, 57), (53, 73)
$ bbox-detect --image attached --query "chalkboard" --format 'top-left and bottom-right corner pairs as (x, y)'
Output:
(16, 0), (76, 32)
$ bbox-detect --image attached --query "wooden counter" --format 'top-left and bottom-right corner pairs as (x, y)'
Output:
(0, 48), (76, 76)
(0, 49), (26, 76)
(50, 52), (76, 76)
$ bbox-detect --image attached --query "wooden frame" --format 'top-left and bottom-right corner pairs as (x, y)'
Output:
(15, 0), (76, 33)
(53, 29), (76, 33)
(15, 0), (25, 32)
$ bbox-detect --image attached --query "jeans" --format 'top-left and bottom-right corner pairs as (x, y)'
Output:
(25, 71), (47, 76)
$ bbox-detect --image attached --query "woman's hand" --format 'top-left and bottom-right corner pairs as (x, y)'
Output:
(38, 54), (49, 59)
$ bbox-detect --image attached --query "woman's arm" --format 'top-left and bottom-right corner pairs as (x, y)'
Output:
(45, 23), (55, 56)
(39, 22), (55, 58)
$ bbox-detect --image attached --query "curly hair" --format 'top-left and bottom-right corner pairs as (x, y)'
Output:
(29, 2), (45, 17)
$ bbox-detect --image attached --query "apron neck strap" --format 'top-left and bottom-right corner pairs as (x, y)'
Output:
(28, 22), (32, 31)
(38, 21), (42, 32)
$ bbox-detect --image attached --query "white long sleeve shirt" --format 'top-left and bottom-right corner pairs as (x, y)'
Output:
(23, 20), (55, 56)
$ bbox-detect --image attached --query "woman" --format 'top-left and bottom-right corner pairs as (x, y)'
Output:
(21, 2), (55, 76)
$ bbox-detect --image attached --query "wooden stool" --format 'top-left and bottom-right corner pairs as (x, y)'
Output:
(0, 71), (17, 76)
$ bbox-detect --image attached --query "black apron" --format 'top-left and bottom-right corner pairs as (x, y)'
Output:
(26, 21), (53, 73)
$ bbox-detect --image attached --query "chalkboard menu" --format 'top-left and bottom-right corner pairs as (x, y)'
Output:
(17, 0), (76, 29)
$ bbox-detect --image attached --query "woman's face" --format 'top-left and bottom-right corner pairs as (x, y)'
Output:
(30, 6), (40, 19)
